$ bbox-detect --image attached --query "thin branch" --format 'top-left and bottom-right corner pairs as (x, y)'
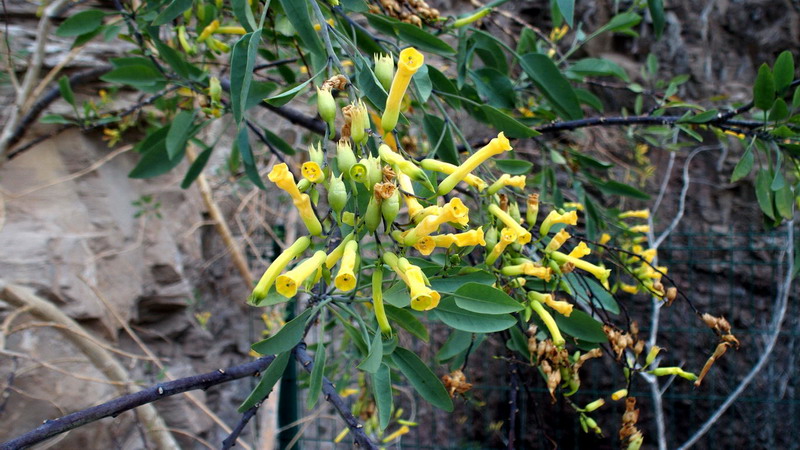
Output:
(294, 343), (378, 449)
(0, 354), (277, 450)
(221, 405), (260, 450)
(535, 115), (763, 134)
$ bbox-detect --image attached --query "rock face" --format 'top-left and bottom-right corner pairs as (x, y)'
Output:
(0, 130), (221, 447)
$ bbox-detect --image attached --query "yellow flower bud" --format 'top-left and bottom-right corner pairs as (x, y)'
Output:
(197, 19), (219, 42)
(598, 233), (611, 245)
(420, 159), (487, 191)
(645, 345), (662, 367)
(249, 236), (311, 304)
(629, 225), (650, 233)
(584, 398), (605, 412)
(374, 53), (394, 91)
(372, 270), (392, 335)
(209, 76), (222, 104)
(545, 229), (571, 253)
(530, 300), (564, 347)
(539, 209), (579, 235)
(438, 132), (512, 196)
(488, 204), (531, 245)
(216, 25), (247, 34)
(487, 174), (526, 195)
(334, 240), (358, 291)
(611, 389), (628, 401)
(382, 47), (424, 133)
(551, 251), (610, 288)
(301, 161), (324, 183)
(619, 209), (650, 219)
(275, 251), (327, 298)
(620, 283), (639, 294)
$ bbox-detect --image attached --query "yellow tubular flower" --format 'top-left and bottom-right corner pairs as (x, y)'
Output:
(551, 251), (611, 288)
(619, 209), (650, 219)
(487, 174), (526, 195)
(620, 283), (639, 294)
(413, 236), (436, 255)
(301, 161), (324, 183)
(539, 209), (579, 236)
(451, 227), (485, 247)
(325, 234), (355, 270)
(599, 233), (612, 245)
(568, 242), (591, 259)
(275, 251), (327, 298)
(529, 291), (573, 317)
(530, 300), (565, 347)
(294, 194), (323, 236)
(334, 240), (358, 291)
(501, 263), (552, 281)
(488, 204), (531, 245)
(378, 144), (429, 186)
(420, 159), (487, 191)
(403, 198), (469, 245)
(250, 236), (311, 304)
(437, 132), (513, 196)
(268, 163), (302, 201)
(382, 47), (425, 134)
(216, 25), (247, 34)
(398, 258), (440, 311)
(397, 173), (425, 219)
(526, 193), (540, 228)
(640, 248), (657, 263)
(382, 425), (411, 443)
(545, 229), (571, 253)
(486, 227), (517, 265)
(372, 270), (392, 335)
(611, 389), (628, 401)
(629, 225), (650, 233)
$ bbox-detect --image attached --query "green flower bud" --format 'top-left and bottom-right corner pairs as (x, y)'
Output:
(337, 139), (357, 177)
(316, 86), (336, 123)
(484, 226), (498, 252)
(328, 173), (347, 214)
(584, 398), (605, 412)
(509, 201), (521, 223)
(374, 53), (394, 91)
(309, 142), (324, 166)
(365, 195), (382, 232)
(297, 178), (312, 193)
(645, 345), (662, 368)
(209, 76), (222, 104)
(381, 188), (400, 226)
(367, 155), (383, 188)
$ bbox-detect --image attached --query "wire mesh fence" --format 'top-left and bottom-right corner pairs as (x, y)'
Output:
(291, 224), (799, 449)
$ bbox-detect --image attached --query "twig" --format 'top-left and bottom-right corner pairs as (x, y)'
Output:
(294, 343), (378, 449)
(535, 115), (763, 134)
(221, 405), (260, 450)
(0, 353), (277, 450)
(678, 219), (795, 449)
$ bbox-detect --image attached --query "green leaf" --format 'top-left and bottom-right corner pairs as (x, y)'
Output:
(262, 128), (297, 155)
(428, 66), (461, 108)
(556, 0), (574, 27)
(151, 0), (193, 25)
(251, 308), (313, 355)
(372, 364), (393, 431)
(480, 105), (540, 139)
(472, 31), (510, 75)
(364, 13), (399, 37)
(507, 326), (531, 360)
(495, 159), (534, 175)
(231, 0), (257, 32)
(100, 65), (164, 87)
(574, 88), (604, 112)
(594, 12), (642, 36)
(392, 347), (453, 412)
(564, 273), (619, 314)
(245, 81), (279, 110)
(355, 57), (387, 108)
(152, 40), (202, 81)
(129, 126), (185, 178)
(413, 64), (433, 103)
(58, 76), (75, 108)
(647, 0), (665, 39)
(39, 114), (73, 124)
(519, 53), (583, 120)
(434, 297), (516, 333)
(754, 63), (776, 111)
(306, 343), (326, 409)
(793, 86), (800, 109)
(730, 144), (754, 183)
(395, 23), (456, 55)
(472, 67), (515, 109)
(430, 270), (496, 293)
(238, 351), (291, 412)
(679, 109), (720, 124)
(553, 309), (607, 343)
(278, 0), (324, 57)
(358, 332), (383, 373)
(775, 184), (794, 219)
(181, 144), (213, 189)
(769, 98), (789, 122)
(436, 330), (472, 362)
(230, 32), (261, 123)
(235, 126), (268, 190)
(384, 304), (429, 341)
(422, 114), (458, 165)
(453, 283), (523, 314)
(166, 110), (195, 160)
(596, 180), (650, 200)
(773, 50), (795, 93)
(265, 66), (325, 107)
(568, 58), (630, 82)
(755, 169), (776, 219)
(56, 10), (106, 37)
(342, 0), (369, 12)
